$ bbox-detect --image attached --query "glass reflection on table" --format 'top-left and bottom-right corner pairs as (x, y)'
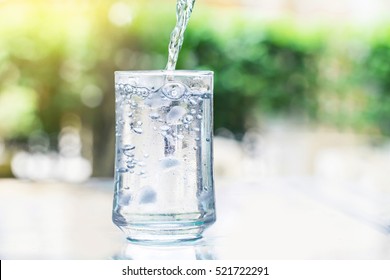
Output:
(112, 237), (216, 260)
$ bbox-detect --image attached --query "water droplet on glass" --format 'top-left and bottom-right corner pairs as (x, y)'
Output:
(123, 145), (135, 157)
(189, 98), (197, 105)
(166, 106), (186, 124)
(138, 170), (146, 176)
(160, 125), (170, 131)
(117, 167), (128, 173)
(136, 121), (143, 126)
(196, 114), (202, 120)
(124, 84), (134, 95)
(193, 146), (198, 150)
(138, 87), (150, 98)
(138, 161), (146, 167)
(206, 138), (210, 142)
(123, 144), (135, 151)
(130, 100), (137, 108)
(144, 153), (149, 158)
(183, 115), (194, 124)
(133, 127), (143, 134)
(195, 137), (200, 141)
(123, 150), (135, 157)
(193, 127), (200, 132)
(190, 109), (196, 114)
(177, 134), (184, 140)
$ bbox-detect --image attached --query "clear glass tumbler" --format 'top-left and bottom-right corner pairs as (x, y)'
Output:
(113, 70), (216, 242)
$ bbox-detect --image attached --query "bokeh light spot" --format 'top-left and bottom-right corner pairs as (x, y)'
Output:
(108, 2), (133, 27)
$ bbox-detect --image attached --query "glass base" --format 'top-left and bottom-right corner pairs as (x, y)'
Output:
(114, 216), (215, 244)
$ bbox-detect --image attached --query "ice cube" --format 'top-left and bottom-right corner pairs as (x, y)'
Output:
(118, 192), (131, 206)
(139, 188), (156, 204)
(144, 93), (171, 108)
(166, 106), (187, 124)
(166, 106), (186, 124)
(159, 157), (181, 170)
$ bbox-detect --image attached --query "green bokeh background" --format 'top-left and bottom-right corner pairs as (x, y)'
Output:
(1, 0), (390, 177)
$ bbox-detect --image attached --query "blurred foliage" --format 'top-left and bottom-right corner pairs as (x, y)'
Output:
(185, 25), (322, 135)
(359, 32), (390, 136)
(1, 0), (390, 176)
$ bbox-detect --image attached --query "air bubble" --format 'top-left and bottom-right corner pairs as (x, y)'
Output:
(161, 82), (186, 99)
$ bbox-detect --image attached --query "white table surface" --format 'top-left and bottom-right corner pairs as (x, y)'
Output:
(1, 177), (389, 260)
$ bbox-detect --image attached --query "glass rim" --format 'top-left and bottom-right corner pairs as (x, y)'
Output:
(115, 70), (213, 76)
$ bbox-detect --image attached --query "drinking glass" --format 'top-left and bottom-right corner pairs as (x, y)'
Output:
(113, 70), (216, 242)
